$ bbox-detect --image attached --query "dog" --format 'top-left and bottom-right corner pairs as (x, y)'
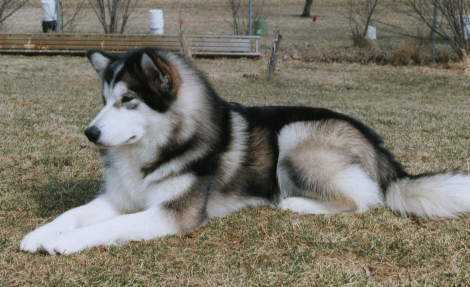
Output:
(20, 47), (470, 255)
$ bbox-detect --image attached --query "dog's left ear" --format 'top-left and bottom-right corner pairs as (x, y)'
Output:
(140, 50), (180, 95)
(86, 50), (115, 76)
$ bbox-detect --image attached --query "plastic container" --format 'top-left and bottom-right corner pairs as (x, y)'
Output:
(254, 19), (268, 36)
(366, 26), (376, 40)
(149, 9), (164, 35)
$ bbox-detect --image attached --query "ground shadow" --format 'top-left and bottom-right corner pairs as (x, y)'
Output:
(30, 177), (101, 218)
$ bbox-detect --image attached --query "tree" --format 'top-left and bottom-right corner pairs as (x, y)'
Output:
(348, 0), (380, 46)
(301, 0), (314, 17)
(57, 0), (87, 32)
(228, 0), (247, 35)
(406, 0), (470, 59)
(0, 0), (29, 27)
(88, 0), (139, 34)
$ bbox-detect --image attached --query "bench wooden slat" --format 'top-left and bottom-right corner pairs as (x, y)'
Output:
(0, 33), (260, 57)
(1, 45), (253, 52)
(0, 33), (256, 39)
(0, 36), (253, 43)
(0, 39), (253, 49)
(0, 43), (252, 51)
(0, 40), (253, 48)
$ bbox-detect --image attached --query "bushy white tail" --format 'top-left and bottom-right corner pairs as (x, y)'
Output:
(385, 173), (470, 219)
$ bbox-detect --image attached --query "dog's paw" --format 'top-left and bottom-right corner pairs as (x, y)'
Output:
(41, 233), (88, 255)
(20, 225), (61, 253)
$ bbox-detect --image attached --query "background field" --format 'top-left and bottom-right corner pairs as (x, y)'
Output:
(4, 0), (447, 62)
(1, 0), (470, 286)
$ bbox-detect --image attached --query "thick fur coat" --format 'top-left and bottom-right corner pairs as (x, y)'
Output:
(20, 48), (470, 255)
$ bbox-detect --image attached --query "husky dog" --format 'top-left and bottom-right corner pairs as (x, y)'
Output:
(21, 47), (470, 255)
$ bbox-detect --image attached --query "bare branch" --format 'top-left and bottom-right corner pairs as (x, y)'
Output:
(58, 0), (87, 32)
(347, 0), (381, 47)
(88, 0), (138, 34)
(405, 0), (470, 59)
(0, 0), (29, 26)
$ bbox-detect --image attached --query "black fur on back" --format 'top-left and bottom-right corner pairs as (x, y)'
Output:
(108, 48), (408, 200)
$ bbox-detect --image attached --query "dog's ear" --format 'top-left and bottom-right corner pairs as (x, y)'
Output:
(140, 50), (180, 94)
(86, 50), (115, 75)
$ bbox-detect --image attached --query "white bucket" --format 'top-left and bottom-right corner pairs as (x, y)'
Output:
(366, 25), (376, 40)
(149, 9), (164, 35)
(41, 0), (57, 21)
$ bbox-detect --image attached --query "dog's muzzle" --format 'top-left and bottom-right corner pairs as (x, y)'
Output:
(84, 126), (101, 143)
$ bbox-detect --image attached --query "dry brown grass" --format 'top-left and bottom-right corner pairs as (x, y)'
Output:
(0, 54), (469, 286)
(0, 1), (469, 286)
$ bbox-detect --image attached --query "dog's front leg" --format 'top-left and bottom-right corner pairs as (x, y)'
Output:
(41, 206), (177, 255)
(20, 197), (119, 253)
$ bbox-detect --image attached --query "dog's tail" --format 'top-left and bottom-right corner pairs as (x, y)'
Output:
(384, 173), (470, 219)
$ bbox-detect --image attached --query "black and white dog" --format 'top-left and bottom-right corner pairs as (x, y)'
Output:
(20, 47), (470, 255)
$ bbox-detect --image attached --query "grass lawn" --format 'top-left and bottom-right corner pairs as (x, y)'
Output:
(1, 0), (469, 286)
(1, 54), (469, 286)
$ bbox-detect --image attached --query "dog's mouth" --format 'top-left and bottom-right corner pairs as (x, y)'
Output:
(96, 144), (113, 150)
(124, 135), (137, 144)
(95, 135), (138, 149)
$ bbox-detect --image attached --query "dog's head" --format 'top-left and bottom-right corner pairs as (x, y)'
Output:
(84, 48), (181, 148)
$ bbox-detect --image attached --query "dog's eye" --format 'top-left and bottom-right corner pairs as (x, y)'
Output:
(121, 95), (135, 103)
(126, 102), (138, 110)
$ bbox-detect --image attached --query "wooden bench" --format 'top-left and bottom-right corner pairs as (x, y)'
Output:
(0, 34), (261, 57)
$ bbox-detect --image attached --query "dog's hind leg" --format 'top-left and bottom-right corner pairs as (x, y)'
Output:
(276, 121), (384, 215)
(278, 162), (383, 214)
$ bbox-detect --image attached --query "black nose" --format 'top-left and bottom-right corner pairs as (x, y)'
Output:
(84, 126), (101, 143)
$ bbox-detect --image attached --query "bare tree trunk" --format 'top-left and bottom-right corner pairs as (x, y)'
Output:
(301, 0), (314, 17)
(267, 30), (282, 80)
(228, 0), (247, 35)
(431, 0), (437, 62)
(89, 0), (138, 34)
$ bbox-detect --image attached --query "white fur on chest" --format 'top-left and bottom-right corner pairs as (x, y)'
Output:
(101, 145), (196, 213)
(102, 149), (148, 213)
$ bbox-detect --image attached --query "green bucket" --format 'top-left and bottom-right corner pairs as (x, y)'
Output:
(254, 19), (268, 36)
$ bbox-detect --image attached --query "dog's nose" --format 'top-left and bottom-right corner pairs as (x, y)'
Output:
(84, 126), (101, 143)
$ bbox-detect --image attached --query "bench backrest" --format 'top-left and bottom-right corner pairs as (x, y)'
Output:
(0, 34), (260, 57)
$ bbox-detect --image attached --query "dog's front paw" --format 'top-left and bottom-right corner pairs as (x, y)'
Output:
(20, 225), (62, 253)
(42, 232), (91, 255)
